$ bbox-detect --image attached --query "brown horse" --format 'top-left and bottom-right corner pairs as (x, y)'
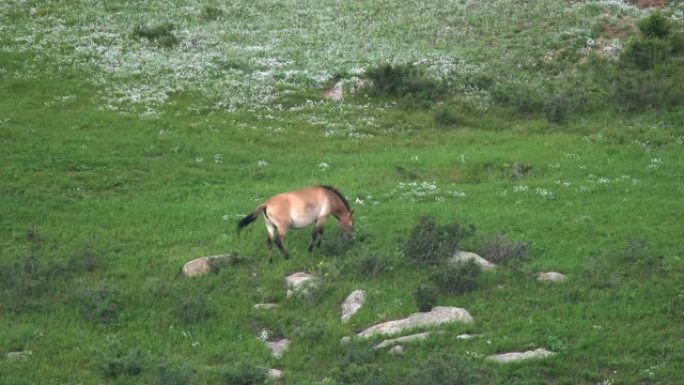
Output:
(237, 185), (354, 261)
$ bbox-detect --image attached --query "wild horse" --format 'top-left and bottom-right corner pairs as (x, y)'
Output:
(237, 185), (354, 261)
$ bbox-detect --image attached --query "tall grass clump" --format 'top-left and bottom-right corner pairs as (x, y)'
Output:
(403, 215), (475, 267)
(431, 259), (481, 295)
(219, 362), (266, 385)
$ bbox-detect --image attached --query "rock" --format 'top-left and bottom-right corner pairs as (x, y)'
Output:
(388, 345), (404, 355)
(357, 306), (474, 339)
(324, 80), (344, 101)
(285, 272), (318, 298)
(449, 251), (496, 271)
(266, 338), (290, 358)
(456, 333), (479, 340)
(267, 368), (284, 380)
(340, 336), (352, 345)
(254, 303), (279, 310)
(486, 348), (555, 363)
(373, 332), (432, 350)
(182, 254), (240, 277)
(6, 351), (31, 361)
(341, 290), (366, 322)
(537, 271), (567, 283)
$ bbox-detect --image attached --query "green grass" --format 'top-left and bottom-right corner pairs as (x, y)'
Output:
(2, 1), (684, 384)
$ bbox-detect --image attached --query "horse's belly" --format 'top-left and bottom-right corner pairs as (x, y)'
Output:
(290, 213), (319, 229)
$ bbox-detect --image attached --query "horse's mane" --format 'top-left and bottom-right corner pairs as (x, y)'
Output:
(319, 185), (351, 212)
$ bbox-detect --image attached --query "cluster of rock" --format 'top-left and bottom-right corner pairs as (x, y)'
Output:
(181, 250), (569, 378)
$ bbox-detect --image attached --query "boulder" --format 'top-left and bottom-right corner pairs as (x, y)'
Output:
(324, 80), (344, 101)
(341, 290), (366, 322)
(449, 251), (496, 271)
(267, 368), (284, 380)
(254, 303), (279, 310)
(357, 306), (473, 338)
(486, 348), (555, 363)
(285, 272), (318, 298)
(388, 345), (405, 355)
(182, 253), (240, 277)
(537, 271), (567, 283)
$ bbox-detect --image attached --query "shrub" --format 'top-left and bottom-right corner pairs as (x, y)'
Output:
(174, 295), (215, 325)
(220, 362), (266, 385)
(365, 63), (446, 105)
(97, 342), (144, 379)
(477, 231), (529, 265)
(434, 107), (460, 127)
(431, 260), (481, 295)
(201, 5), (224, 21)
(320, 232), (357, 257)
(157, 361), (195, 385)
(402, 354), (490, 385)
(613, 68), (684, 111)
(76, 284), (124, 325)
(414, 283), (438, 312)
(637, 12), (671, 39)
(132, 22), (179, 48)
(352, 254), (387, 278)
(543, 93), (573, 124)
(403, 215), (475, 267)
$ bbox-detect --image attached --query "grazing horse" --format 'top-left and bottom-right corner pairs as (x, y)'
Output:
(237, 185), (354, 261)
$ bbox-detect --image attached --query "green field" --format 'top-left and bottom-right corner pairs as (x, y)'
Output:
(2, 1), (684, 384)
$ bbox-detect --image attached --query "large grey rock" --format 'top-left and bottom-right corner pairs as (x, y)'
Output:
(341, 290), (366, 322)
(449, 251), (496, 271)
(254, 303), (279, 310)
(388, 345), (405, 355)
(486, 348), (555, 363)
(537, 271), (567, 283)
(357, 306), (473, 338)
(285, 272), (319, 298)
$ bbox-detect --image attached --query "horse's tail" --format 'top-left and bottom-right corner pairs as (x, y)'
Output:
(237, 204), (265, 234)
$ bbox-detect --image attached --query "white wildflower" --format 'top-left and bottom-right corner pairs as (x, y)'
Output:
(318, 162), (330, 170)
(513, 185), (529, 192)
(257, 159), (268, 167)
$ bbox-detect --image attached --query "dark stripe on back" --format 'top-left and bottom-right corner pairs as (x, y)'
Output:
(318, 185), (351, 211)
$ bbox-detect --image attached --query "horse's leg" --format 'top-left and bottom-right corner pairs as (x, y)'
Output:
(308, 218), (326, 252)
(265, 222), (276, 263)
(274, 226), (290, 259)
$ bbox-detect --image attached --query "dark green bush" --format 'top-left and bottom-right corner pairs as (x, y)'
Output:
(352, 254), (387, 278)
(613, 68), (684, 111)
(76, 284), (124, 325)
(637, 12), (671, 39)
(97, 342), (144, 379)
(414, 283), (438, 312)
(157, 361), (195, 385)
(174, 295), (215, 325)
(403, 215), (475, 267)
(402, 354), (490, 385)
(431, 259), (481, 295)
(132, 22), (179, 48)
(365, 63), (447, 105)
(434, 107), (460, 127)
(220, 362), (266, 385)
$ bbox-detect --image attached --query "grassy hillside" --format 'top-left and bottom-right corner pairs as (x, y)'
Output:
(2, 1), (684, 384)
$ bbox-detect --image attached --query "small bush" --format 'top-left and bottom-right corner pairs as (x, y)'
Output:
(97, 342), (144, 379)
(220, 362), (266, 385)
(431, 260), (481, 295)
(320, 232), (357, 257)
(132, 22), (179, 48)
(403, 354), (490, 385)
(76, 284), (124, 325)
(637, 12), (671, 39)
(477, 232), (529, 265)
(201, 5), (224, 21)
(434, 107), (460, 127)
(174, 295), (215, 325)
(414, 283), (438, 312)
(365, 63), (446, 105)
(352, 254), (387, 278)
(157, 361), (195, 385)
(543, 93), (573, 124)
(403, 215), (475, 267)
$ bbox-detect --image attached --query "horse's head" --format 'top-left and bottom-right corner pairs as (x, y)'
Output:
(339, 210), (354, 234)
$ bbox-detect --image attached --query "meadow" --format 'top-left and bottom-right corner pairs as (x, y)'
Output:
(2, 0), (684, 384)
